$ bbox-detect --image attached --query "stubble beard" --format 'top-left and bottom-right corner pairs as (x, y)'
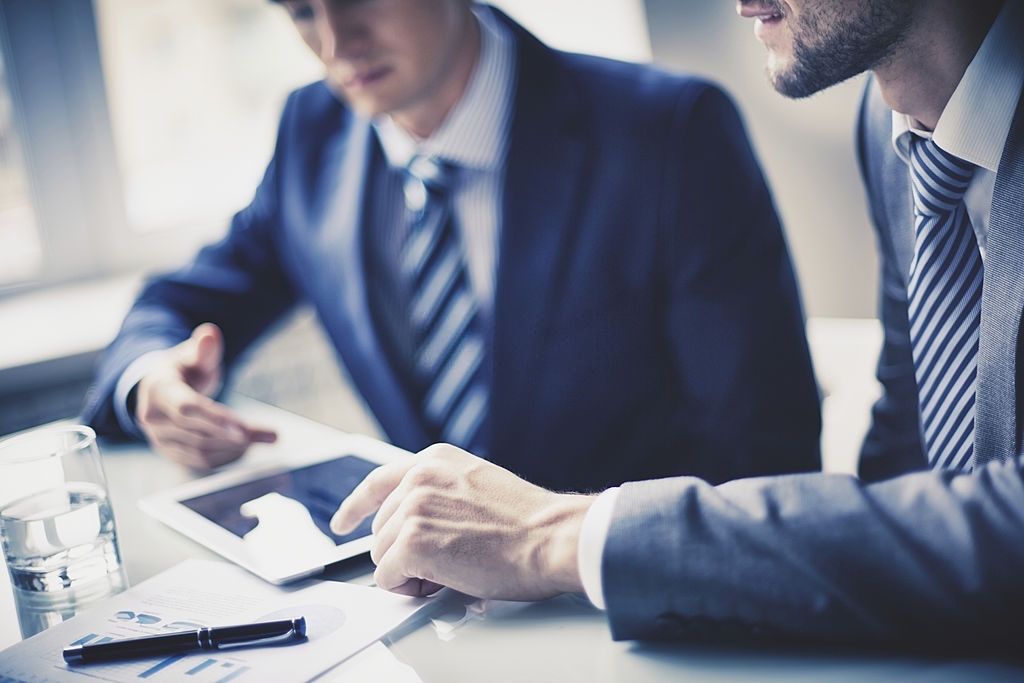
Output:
(769, 0), (916, 99)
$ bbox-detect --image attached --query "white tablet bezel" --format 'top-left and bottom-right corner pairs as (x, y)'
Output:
(139, 434), (410, 585)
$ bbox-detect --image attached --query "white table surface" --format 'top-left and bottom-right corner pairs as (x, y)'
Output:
(2, 399), (1023, 681)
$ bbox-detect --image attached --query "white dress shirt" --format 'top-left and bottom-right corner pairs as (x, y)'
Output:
(891, 0), (1024, 260)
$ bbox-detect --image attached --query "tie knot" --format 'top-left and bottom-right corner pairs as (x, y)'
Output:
(404, 156), (455, 212)
(909, 137), (975, 216)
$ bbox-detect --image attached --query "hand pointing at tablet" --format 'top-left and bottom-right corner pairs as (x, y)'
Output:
(330, 444), (594, 600)
(134, 323), (277, 470)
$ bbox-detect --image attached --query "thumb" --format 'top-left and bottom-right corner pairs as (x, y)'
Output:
(179, 323), (224, 395)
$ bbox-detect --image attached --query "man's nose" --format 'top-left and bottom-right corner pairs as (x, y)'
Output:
(316, 9), (369, 62)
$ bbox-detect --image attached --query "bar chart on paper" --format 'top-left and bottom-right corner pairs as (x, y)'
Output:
(70, 638), (253, 683)
(0, 560), (434, 683)
(58, 603), (348, 682)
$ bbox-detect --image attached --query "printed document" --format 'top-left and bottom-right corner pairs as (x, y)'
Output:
(0, 559), (434, 682)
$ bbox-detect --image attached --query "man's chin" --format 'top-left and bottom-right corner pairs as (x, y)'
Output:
(766, 63), (835, 99)
(327, 90), (386, 119)
(769, 72), (817, 99)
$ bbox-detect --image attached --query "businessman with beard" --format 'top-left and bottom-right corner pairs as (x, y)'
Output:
(331, 0), (1024, 650)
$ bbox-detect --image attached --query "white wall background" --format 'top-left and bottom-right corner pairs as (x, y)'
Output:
(492, 0), (652, 62)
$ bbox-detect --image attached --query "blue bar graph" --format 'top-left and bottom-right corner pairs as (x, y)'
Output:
(64, 625), (257, 682)
(69, 634), (98, 647)
(139, 653), (186, 678)
(217, 665), (249, 683)
(186, 659), (218, 675)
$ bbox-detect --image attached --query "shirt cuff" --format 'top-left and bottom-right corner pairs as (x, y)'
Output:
(577, 486), (620, 611)
(113, 350), (167, 440)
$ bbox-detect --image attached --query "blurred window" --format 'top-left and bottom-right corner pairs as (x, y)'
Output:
(0, 0), (321, 294)
(0, 0), (648, 295)
(0, 49), (42, 286)
(494, 0), (651, 63)
(93, 0), (322, 236)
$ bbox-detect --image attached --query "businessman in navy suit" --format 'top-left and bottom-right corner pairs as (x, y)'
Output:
(83, 0), (821, 491)
(331, 0), (1024, 651)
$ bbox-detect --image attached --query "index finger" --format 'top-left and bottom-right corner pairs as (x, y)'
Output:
(168, 390), (277, 445)
(330, 457), (416, 535)
(157, 383), (245, 435)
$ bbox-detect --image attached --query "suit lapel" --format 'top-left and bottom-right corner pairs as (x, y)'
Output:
(315, 116), (427, 449)
(975, 90), (1024, 466)
(488, 17), (588, 451)
(883, 147), (916, 283)
(862, 81), (917, 281)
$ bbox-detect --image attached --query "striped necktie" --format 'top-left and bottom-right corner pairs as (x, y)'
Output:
(401, 156), (489, 454)
(906, 137), (983, 472)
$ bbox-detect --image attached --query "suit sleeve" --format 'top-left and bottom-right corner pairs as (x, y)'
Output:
(658, 82), (822, 482)
(80, 96), (302, 440)
(601, 456), (1024, 650)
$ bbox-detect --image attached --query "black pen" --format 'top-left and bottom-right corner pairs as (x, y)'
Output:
(62, 616), (306, 664)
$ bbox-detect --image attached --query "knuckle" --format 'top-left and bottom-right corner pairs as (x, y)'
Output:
(418, 442), (460, 465)
(177, 401), (200, 418)
(418, 443), (446, 458)
(402, 516), (435, 551)
(136, 397), (160, 423)
(369, 541), (384, 566)
(405, 465), (432, 488)
(405, 459), (452, 490)
(401, 488), (434, 518)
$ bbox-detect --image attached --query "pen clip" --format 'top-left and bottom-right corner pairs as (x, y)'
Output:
(213, 629), (300, 649)
(212, 617), (307, 650)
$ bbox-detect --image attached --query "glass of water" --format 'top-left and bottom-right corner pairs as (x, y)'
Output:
(0, 424), (128, 639)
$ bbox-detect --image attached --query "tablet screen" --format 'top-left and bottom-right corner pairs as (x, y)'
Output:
(179, 455), (378, 549)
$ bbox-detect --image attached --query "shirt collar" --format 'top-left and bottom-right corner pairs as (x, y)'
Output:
(892, 0), (1024, 170)
(375, 5), (515, 173)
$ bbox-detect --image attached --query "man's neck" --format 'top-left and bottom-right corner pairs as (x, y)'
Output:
(873, 0), (1003, 131)
(392, 14), (482, 140)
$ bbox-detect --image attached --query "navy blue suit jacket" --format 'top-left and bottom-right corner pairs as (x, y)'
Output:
(83, 11), (821, 492)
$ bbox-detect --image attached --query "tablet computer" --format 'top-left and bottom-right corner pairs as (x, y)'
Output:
(140, 446), (404, 584)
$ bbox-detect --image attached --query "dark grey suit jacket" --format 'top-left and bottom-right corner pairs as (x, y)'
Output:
(600, 78), (1024, 649)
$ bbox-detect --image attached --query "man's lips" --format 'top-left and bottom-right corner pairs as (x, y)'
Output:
(345, 65), (391, 89)
(736, 1), (783, 21)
